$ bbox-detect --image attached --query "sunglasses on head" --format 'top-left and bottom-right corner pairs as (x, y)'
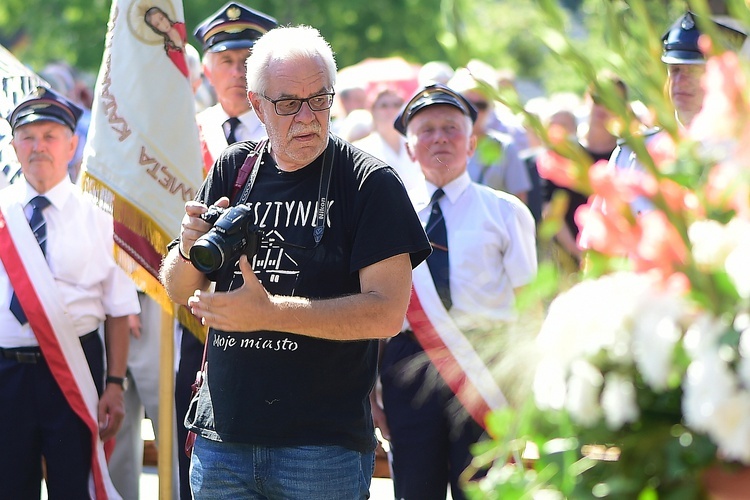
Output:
(469, 100), (489, 111)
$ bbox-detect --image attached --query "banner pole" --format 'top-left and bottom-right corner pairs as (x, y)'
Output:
(158, 307), (175, 499)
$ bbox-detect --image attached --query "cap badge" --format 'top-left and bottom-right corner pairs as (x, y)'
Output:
(682, 14), (695, 30)
(227, 6), (241, 20)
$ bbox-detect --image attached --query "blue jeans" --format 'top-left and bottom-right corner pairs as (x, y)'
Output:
(190, 436), (375, 499)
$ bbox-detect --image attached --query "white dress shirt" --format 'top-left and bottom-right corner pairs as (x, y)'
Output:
(0, 177), (140, 347)
(414, 172), (537, 327)
(197, 104), (267, 163)
(353, 133), (427, 200)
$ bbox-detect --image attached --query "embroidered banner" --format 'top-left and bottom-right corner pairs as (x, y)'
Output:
(79, 0), (203, 311)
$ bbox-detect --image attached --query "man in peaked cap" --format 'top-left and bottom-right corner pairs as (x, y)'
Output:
(175, 3), (278, 498)
(661, 11), (746, 127)
(0, 86), (139, 498)
(193, 2), (278, 168)
(579, 12), (747, 254)
(374, 83), (537, 500)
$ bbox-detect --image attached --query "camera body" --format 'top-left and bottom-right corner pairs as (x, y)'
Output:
(189, 204), (261, 274)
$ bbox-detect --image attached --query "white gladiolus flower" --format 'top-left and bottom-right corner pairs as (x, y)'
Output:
(533, 360), (567, 411)
(566, 360), (603, 427)
(688, 219), (742, 270)
(536, 273), (653, 369)
(705, 391), (750, 464)
(683, 352), (737, 432)
(631, 291), (686, 391)
(682, 313), (725, 359)
(726, 232), (750, 299)
(737, 328), (750, 388)
(601, 373), (639, 430)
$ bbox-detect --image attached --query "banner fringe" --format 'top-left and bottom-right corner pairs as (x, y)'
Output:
(79, 173), (173, 255)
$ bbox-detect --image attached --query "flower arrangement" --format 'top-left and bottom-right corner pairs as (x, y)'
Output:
(461, 1), (750, 498)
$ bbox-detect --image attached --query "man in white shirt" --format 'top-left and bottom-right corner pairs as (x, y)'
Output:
(194, 2), (278, 170)
(374, 83), (537, 500)
(0, 86), (140, 499)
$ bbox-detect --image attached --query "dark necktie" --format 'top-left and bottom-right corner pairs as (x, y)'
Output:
(225, 117), (241, 145)
(425, 188), (451, 310)
(10, 196), (51, 324)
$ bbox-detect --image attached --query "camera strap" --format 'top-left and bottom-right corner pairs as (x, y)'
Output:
(233, 136), (335, 246)
(313, 138), (335, 245)
(232, 139), (268, 204)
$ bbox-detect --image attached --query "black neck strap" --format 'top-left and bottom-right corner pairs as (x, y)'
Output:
(236, 136), (334, 246)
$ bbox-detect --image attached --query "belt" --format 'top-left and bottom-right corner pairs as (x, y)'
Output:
(0, 330), (99, 364)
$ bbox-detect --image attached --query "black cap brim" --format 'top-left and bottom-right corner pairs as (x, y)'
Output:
(13, 113), (74, 131)
(394, 84), (477, 136)
(207, 39), (255, 53)
(661, 51), (706, 64)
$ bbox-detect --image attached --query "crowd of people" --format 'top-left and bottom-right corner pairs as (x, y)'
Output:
(0, 2), (746, 499)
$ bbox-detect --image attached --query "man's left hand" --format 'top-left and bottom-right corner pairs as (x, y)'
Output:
(188, 255), (271, 332)
(98, 385), (125, 441)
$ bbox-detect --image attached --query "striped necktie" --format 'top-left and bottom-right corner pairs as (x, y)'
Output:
(10, 196), (51, 324)
(425, 188), (451, 310)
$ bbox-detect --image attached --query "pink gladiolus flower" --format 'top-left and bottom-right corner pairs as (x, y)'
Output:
(634, 210), (687, 276)
(575, 201), (640, 256)
(537, 149), (577, 188)
(690, 51), (747, 143)
(646, 132), (678, 171)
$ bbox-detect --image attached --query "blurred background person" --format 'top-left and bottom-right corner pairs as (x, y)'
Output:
(417, 60), (454, 87)
(331, 74), (368, 137)
(194, 2), (277, 170)
(448, 66), (532, 204)
(353, 85), (425, 199)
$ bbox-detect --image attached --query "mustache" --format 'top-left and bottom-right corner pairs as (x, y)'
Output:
(29, 153), (53, 162)
(289, 122), (322, 136)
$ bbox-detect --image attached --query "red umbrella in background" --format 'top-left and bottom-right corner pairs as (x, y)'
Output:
(337, 56), (421, 103)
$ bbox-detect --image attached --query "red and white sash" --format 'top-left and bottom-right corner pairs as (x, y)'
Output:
(0, 201), (120, 499)
(407, 262), (507, 429)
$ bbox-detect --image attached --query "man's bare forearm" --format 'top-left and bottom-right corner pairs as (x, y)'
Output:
(160, 246), (211, 306)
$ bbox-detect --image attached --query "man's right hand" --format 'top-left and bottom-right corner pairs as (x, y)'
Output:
(179, 196), (230, 257)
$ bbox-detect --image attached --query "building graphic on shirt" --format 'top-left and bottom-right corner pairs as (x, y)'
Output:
(253, 229), (300, 284)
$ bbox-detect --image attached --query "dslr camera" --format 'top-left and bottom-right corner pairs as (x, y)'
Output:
(189, 204), (262, 274)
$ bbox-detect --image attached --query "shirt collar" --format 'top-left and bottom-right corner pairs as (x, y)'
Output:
(425, 171), (471, 205)
(22, 175), (73, 211)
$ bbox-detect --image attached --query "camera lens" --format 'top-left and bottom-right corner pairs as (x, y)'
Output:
(190, 239), (225, 274)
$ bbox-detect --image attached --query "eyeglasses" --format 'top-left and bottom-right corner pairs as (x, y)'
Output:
(262, 92), (336, 116)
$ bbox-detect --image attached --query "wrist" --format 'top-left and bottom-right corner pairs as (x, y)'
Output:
(106, 375), (128, 391)
(178, 244), (191, 262)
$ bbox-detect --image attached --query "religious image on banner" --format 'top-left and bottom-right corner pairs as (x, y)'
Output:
(79, 0), (203, 321)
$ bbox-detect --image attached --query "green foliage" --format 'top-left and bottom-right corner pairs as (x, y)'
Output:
(0, 0), (714, 98)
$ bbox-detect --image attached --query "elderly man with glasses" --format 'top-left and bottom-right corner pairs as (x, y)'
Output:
(160, 25), (430, 499)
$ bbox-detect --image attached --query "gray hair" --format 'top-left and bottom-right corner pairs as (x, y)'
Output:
(245, 25), (337, 95)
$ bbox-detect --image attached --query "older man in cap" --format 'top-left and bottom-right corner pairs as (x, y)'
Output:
(172, 4), (277, 496)
(0, 86), (139, 498)
(194, 1), (278, 169)
(161, 25), (430, 498)
(373, 83), (537, 500)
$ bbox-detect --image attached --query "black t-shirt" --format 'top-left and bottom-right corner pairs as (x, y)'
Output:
(190, 135), (430, 452)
